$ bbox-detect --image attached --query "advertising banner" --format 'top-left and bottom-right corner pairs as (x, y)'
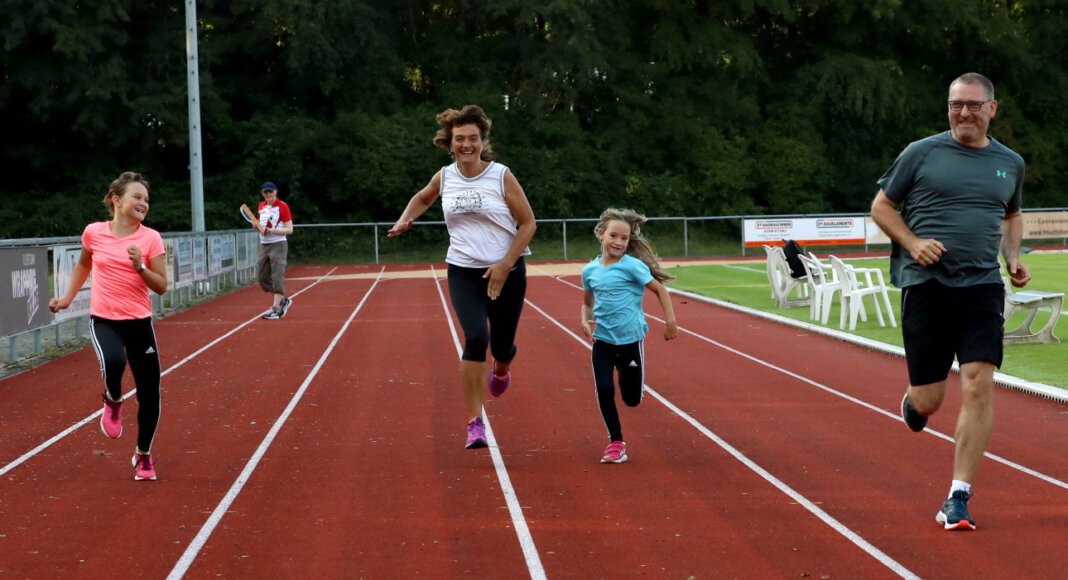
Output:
(1023, 211), (1068, 239)
(193, 237), (207, 282)
(743, 217), (865, 247)
(1, 248), (50, 337)
(52, 244), (93, 322)
(175, 237), (194, 289)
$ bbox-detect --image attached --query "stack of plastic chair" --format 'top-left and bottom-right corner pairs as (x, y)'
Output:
(764, 245), (809, 309)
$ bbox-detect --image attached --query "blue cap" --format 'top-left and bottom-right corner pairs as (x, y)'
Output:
(260, 182), (277, 191)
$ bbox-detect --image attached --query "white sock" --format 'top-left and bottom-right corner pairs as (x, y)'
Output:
(949, 480), (972, 498)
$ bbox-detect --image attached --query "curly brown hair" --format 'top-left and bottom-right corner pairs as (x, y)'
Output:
(432, 105), (496, 161)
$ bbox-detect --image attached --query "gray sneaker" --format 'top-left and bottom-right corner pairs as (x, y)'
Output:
(263, 307), (282, 320)
(279, 296), (292, 317)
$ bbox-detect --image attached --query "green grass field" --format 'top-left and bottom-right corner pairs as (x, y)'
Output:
(667, 252), (1068, 390)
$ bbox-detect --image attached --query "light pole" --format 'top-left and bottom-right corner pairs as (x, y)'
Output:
(185, 0), (205, 232)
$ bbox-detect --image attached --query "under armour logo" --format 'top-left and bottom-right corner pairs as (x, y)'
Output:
(628, 360), (638, 367)
(145, 346), (156, 354)
(996, 170), (1007, 178)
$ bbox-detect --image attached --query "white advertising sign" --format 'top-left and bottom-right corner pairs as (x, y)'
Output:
(52, 244), (92, 321)
(743, 217), (865, 247)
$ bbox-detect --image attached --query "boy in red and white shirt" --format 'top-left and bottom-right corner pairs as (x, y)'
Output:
(257, 181), (294, 319)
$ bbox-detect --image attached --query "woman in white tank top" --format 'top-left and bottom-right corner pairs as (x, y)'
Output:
(388, 105), (537, 449)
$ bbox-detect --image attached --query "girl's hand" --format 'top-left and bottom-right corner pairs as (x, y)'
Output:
(581, 319), (594, 341)
(127, 246), (143, 270)
(664, 321), (678, 341)
(49, 297), (69, 313)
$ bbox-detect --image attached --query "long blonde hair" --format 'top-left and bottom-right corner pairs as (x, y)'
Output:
(594, 208), (674, 283)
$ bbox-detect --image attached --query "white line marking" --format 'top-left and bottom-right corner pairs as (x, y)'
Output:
(0, 269), (339, 478)
(429, 265), (547, 580)
(524, 296), (920, 580)
(167, 268), (384, 579)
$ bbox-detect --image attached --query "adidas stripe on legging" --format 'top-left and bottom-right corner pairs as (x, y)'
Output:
(591, 339), (645, 443)
(89, 316), (162, 453)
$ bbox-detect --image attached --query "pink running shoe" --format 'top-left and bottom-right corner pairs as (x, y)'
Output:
(488, 370), (511, 397)
(465, 417), (488, 449)
(132, 453), (157, 481)
(600, 441), (628, 464)
(100, 394), (123, 438)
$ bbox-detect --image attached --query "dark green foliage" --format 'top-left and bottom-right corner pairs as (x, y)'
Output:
(2, 0), (1067, 239)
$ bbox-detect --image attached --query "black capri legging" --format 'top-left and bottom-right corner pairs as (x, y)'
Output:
(447, 257), (526, 363)
(89, 316), (162, 453)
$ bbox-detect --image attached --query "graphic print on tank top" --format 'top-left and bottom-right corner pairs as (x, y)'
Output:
(446, 189), (485, 214)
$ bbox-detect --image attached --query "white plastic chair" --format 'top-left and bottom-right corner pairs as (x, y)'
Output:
(1003, 277), (1063, 344)
(765, 245), (809, 308)
(829, 256), (896, 330)
(798, 254), (841, 323)
(763, 245), (778, 299)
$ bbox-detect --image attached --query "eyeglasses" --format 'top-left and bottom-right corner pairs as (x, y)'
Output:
(947, 100), (990, 112)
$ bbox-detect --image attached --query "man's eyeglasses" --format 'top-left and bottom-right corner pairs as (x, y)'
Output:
(947, 100), (990, 112)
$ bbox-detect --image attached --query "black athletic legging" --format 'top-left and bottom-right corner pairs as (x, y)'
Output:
(447, 257), (526, 363)
(89, 316), (161, 453)
(591, 339), (645, 443)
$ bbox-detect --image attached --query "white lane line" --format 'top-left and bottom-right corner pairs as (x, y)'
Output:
(167, 267), (384, 579)
(523, 296), (920, 580)
(429, 265), (547, 580)
(0, 268), (339, 478)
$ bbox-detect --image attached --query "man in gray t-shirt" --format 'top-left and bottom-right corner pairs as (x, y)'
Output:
(871, 72), (1032, 532)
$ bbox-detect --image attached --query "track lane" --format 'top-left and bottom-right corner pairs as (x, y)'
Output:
(175, 273), (536, 578)
(0, 265), (341, 467)
(490, 279), (907, 578)
(0, 269), (374, 577)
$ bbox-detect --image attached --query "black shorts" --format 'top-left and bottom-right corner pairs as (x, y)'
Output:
(901, 280), (1004, 386)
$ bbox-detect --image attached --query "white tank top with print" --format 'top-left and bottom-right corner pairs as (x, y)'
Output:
(440, 161), (530, 268)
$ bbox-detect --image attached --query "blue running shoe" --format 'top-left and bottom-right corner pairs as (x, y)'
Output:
(936, 490), (976, 530)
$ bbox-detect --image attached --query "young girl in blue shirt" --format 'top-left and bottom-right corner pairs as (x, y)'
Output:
(581, 208), (678, 463)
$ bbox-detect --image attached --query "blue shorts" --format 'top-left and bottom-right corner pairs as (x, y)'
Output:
(901, 280), (1004, 386)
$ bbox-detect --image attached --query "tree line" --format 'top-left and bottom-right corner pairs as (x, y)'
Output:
(2, 0), (1066, 238)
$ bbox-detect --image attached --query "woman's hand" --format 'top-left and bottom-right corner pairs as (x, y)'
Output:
(387, 219), (413, 237)
(482, 262), (511, 300)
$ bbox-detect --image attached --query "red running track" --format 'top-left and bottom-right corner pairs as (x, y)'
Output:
(0, 263), (1066, 579)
